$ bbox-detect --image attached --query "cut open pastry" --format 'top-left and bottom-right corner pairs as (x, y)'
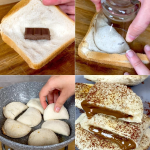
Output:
(80, 113), (150, 150)
(75, 122), (150, 150)
(75, 83), (93, 109)
(78, 12), (149, 68)
(0, 0), (75, 69)
(81, 82), (143, 122)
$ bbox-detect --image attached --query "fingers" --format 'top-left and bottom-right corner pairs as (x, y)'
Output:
(47, 91), (54, 104)
(59, 5), (75, 14)
(91, 0), (101, 12)
(126, 0), (150, 42)
(39, 78), (60, 109)
(54, 90), (69, 112)
(124, 72), (130, 75)
(53, 90), (59, 103)
(68, 15), (75, 21)
(39, 95), (47, 110)
(144, 45), (150, 60)
(126, 50), (150, 75)
(42, 0), (75, 20)
(42, 0), (74, 5)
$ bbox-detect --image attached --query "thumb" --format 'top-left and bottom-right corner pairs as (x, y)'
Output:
(42, 0), (72, 5)
(54, 90), (69, 112)
(126, 0), (150, 42)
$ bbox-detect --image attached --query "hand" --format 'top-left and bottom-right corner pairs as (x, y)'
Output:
(125, 45), (150, 75)
(39, 75), (75, 112)
(42, 0), (75, 21)
(126, 0), (150, 42)
(90, 0), (101, 12)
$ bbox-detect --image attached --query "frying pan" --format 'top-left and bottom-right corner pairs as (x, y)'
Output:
(0, 82), (75, 150)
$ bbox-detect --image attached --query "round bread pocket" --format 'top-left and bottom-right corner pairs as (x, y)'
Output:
(44, 103), (69, 121)
(28, 129), (59, 146)
(27, 98), (44, 114)
(42, 120), (70, 136)
(17, 107), (42, 127)
(94, 26), (129, 54)
(3, 102), (28, 119)
(2, 119), (31, 138)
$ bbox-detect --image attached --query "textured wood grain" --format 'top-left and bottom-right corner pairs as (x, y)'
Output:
(75, 0), (150, 75)
(0, 3), (75, 75)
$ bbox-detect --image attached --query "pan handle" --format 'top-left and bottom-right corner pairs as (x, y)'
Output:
(1, 143), (6, 150)
(1, 143), (13, 150)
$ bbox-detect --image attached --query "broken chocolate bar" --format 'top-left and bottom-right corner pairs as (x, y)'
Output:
(24, 28), (50, 40)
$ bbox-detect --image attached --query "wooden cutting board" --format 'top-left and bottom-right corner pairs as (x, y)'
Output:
(0, 0), (20, 5)
(75, 0), (150, 75)
(0, 3), (75, 75)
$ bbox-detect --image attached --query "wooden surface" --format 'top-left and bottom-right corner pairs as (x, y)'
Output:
(0, 3), (75, 75)
(75, 0), (150, 75)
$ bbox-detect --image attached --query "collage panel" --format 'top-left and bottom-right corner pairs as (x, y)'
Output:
(75, 75), (150, 150)
(0, 0), (150, 149)
(0, 0), (75, 75)
(0, 75), (75, 150)
(76, 0), (150, 75)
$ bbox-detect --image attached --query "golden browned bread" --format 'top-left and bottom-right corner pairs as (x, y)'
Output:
(83, 82), (143, 122)
(80, 113), (150, 148)
(75, 122), (150, 150)
(75, 83), (93, 109)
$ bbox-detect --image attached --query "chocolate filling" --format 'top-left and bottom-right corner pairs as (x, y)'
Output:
(81, 100), (133, 119)
(89, 126), (136, 150)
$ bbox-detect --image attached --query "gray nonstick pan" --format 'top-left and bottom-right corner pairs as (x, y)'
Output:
(0, 82), (75, 150)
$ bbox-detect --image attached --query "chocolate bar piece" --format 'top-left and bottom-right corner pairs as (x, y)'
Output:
(24, 28), (50, 40)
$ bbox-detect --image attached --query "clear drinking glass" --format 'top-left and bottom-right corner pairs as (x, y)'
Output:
(100, 0), (147, 54)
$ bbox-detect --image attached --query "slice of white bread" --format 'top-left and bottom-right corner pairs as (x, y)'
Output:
(75, 83), (93, 109)
(84, 75), (148, 86)
(75, 114), (150, 150)
(80, 113), (150, 148)
(0, 0), (20, 5)
(0, 0), (75, 69)
(78, 12), (149, 68)
(81, 82), (143, 123)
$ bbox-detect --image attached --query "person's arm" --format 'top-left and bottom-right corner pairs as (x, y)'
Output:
(42, 0), (75, 20)
(125, 45), (150, 75)
(39, 75), (75, 112)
